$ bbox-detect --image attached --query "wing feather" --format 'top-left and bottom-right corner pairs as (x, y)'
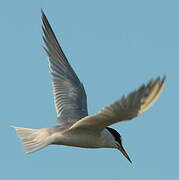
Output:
(70, 76), (166, 131)
(41, 10), (88, 125)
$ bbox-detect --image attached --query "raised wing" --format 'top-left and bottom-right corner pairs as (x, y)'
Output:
(70, 76), (166, 131)
(41, 10), (88, 125)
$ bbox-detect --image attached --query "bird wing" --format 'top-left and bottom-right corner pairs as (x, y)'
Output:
(41, 11), (88, 125)
(70, 76), (166, 132)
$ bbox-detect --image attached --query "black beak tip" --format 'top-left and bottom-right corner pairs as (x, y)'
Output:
(128, 158), (132, 164)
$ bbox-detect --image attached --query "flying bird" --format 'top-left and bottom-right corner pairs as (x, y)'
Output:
(12, 10), (166, 163)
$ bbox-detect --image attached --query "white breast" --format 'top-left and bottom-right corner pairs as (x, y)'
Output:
(51, 128), (115, 149)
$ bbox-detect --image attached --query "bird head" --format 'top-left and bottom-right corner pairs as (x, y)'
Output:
(106, 127), (132, 163)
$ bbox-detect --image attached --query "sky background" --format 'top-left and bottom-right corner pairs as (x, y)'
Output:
(1, 0), (178, 179)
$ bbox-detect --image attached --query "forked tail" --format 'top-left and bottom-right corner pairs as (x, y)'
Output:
(11, 126), (51, 154)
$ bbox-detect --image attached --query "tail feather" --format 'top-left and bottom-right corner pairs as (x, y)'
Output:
(11, 126), (51, 154)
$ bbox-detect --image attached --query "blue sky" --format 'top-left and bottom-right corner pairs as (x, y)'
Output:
(1, 0), (178, 179)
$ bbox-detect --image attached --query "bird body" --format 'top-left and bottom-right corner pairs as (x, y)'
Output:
(52, 128), (115, 149)
(12, 124), (116, 152)
(12, 10), (166, 163)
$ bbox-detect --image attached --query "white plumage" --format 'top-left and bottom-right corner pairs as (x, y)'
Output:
(12, 10), (166, 163)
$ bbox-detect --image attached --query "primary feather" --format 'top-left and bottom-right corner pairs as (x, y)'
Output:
(41, 10), (88, 126)
(70, 76), (166, 132)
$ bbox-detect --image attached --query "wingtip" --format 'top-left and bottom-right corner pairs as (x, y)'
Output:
(162, 74), (167, 83)
(137, 75), (166, 115)
(41, 9), (45, 16)
(155, 76), (161, 84)
(158, 75), (166, 83)
(41, 9), (48, 23)
(159, 75), (166, 91)
(152, 75), (166, 89)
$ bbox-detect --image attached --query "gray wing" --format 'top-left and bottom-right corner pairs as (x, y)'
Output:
(41, 10), (88, 125)
(70, 76), (166, 131)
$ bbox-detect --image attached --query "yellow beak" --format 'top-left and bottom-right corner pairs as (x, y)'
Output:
(118, 145), (132, 163)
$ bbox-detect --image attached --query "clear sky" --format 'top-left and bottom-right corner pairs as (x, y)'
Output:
(1, 0), (178, 179)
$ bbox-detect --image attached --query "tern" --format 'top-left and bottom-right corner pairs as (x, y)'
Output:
(12, 11), (166, 163)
